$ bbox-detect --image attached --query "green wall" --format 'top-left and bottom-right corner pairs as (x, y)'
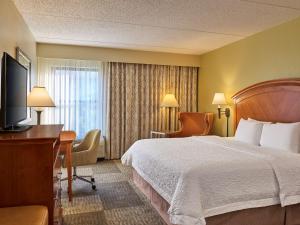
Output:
(198, 16), (300, 137)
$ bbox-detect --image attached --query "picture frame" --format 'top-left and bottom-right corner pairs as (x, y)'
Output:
(16, 47), (32, 119)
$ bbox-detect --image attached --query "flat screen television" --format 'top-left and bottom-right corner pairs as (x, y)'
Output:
(0, 52), (32, 132)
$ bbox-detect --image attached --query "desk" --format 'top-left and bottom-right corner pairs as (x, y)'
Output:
(0, 125), (64, 225)
(60, 131), (76, 202)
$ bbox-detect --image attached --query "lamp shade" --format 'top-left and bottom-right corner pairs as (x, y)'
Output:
(161, 94), (179, 108)
(212, 93), (227, 105)
(27, 86), (55, 107)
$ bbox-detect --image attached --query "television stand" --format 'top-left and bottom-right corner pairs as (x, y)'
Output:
(0, 125), (64, 224)
(0, 124), (32, 132)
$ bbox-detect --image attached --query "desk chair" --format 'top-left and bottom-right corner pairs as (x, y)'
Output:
(63, 129), (100, 190)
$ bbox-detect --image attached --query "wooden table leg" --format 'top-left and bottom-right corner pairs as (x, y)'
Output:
(66, 143), (73, 202)
(59, 130), (76, 202)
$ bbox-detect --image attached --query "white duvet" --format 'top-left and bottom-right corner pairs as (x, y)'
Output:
(121, 136), (300, 225)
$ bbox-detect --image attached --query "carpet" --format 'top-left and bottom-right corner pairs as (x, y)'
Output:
(61, 160), (166, 225)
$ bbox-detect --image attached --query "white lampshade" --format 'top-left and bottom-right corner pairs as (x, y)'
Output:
(212, 93), (227, 105)
(27, 86), (55, 107)
(161, 94), (179, 108)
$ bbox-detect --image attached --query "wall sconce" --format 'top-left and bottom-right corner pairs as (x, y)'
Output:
(212, 93), (230, 137)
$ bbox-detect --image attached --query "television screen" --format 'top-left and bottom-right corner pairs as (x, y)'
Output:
(1, 52), (27, 129)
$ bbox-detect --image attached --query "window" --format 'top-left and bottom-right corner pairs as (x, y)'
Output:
(39, 59), (107, 139)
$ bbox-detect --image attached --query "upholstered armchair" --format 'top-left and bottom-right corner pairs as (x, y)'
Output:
(166, 112), (214, 138)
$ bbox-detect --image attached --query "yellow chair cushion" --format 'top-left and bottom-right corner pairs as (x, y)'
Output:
(0, 206), (48, 225)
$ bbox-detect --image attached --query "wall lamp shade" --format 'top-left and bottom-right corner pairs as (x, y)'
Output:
(27, 86), (55, 125)
(161, 94), (179, 108)
(27, 86), (55, 107)
(212, 93), (227, 106)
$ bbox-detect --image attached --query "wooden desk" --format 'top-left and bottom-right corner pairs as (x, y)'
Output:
(59, 131), (76, 202)
(0, 125), (64, 225)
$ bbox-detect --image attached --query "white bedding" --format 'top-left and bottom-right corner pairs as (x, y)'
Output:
(121, 136), (300, 225)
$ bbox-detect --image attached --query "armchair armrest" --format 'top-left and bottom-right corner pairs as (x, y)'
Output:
(72, 139), (89, 152)
(73, 143), (83, 152)
(72, 147), (98, 166)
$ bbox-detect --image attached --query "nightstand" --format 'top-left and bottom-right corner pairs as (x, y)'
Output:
(150, 130), (168, 138)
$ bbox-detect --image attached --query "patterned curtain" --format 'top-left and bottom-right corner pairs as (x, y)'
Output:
(107, 62), (198, 159)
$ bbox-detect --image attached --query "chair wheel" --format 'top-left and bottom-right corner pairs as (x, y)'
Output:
(91, 178), (95, 182)
(92, 184), (96, 190)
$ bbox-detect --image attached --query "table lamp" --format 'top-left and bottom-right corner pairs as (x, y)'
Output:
(161, 94), (179, 131)
(212, 92), (230, 136)
(27, 86), (55, 125)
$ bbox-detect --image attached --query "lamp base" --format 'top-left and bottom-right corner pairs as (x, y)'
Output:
(225, 108), (230, 118)
(217, 107), (231, 137)
(35, 110), (43, 125)
(217, 107), (221, 119)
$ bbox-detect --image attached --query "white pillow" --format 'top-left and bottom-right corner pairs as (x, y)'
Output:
(235, 118), (264, 145)
(260, 122), (300, 153)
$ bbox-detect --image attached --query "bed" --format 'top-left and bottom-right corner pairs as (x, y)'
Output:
(122, 78), (300, 225)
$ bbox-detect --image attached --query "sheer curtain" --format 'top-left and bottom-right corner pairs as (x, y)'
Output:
(38, 58), (108, 139)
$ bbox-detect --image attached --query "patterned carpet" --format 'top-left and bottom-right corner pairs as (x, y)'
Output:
(61, 160), (166, 225)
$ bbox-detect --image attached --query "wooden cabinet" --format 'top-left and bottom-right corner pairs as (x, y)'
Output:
(0, 125), (64, 225)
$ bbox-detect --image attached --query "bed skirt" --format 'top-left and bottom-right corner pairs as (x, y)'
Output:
(133, 169), (300, 225)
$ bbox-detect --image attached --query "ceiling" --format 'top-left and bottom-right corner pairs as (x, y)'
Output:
(13, 0), (300, 55)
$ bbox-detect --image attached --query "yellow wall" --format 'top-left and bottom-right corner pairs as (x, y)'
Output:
(37, 43), (201, 67)
(0, 0), (36, 79)
(199, 17), (300, 137)
(36, 15), (300, 138)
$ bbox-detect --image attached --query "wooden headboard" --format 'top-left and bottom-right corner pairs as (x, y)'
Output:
(232, 78), (300, 128)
